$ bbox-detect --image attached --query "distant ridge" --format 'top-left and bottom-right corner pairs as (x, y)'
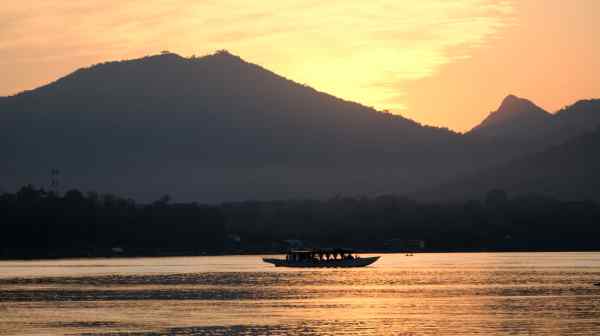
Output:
(418, 126), (600, 201)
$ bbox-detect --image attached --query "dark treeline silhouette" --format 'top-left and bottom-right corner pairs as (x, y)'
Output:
(0, 185), (225, 259)
(222, 190), (600, 252)
(2, 185), (599, 259)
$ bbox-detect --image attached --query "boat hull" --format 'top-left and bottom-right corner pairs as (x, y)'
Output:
(262, 256), (380, 268)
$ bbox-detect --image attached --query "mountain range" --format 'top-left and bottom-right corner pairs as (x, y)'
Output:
(465, 94), (600, 158)
(1, 51), (599, 202)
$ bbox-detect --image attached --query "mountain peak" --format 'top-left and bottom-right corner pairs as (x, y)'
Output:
(468, 94), (552, 137)
(499, 94), (522, 108)
(502, 93), (520, 102)
(104, 50), (245, 69)
(211, 49), (241, 59)
(10, 50), (253, 98)
(497, 94), (542, 115)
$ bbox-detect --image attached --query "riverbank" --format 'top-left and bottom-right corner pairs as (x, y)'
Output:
(2, 247), (600, 261)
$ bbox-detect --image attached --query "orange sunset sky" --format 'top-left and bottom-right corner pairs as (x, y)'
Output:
(1, 0), (599, 132)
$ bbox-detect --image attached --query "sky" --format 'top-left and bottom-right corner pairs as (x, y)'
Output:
(1, 0), (599, 132)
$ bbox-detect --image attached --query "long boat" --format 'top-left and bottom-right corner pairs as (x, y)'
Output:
(263, 248), (380, 268)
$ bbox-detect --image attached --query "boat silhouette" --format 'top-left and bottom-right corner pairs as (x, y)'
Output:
(263, 248), (380, 268)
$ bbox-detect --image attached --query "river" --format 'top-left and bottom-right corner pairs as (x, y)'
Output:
(1, 252), (599, 335)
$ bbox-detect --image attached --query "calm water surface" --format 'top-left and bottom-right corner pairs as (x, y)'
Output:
(1, 252), (600, 335)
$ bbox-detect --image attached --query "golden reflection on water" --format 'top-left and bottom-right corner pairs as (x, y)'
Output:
(1, 253), (600, 335)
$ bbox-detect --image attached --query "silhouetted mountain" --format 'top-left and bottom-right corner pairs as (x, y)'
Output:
(1, 51), (599, 202)
(425, 97), (600, 201)
(469, 94), (553, 138)
(464, 95), (600, 169)
(0, 51), (468, 202)
(419, 126), (600, 201)
(468, 95), (600, 142)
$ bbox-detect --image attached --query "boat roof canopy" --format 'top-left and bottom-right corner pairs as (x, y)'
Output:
(288, 248), (354, 255)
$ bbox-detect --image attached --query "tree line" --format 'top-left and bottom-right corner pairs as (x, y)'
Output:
(222, 189), (600, 252)
(1, 186), (599, 259)
(0, 185), (225, 259)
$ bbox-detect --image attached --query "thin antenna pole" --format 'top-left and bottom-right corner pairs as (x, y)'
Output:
(50, 168), (60, 195)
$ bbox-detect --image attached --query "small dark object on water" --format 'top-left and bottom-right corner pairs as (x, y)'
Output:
(263, 248), (379, 268)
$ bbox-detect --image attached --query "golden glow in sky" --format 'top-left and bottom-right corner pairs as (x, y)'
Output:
(1, 0), (599, 131)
